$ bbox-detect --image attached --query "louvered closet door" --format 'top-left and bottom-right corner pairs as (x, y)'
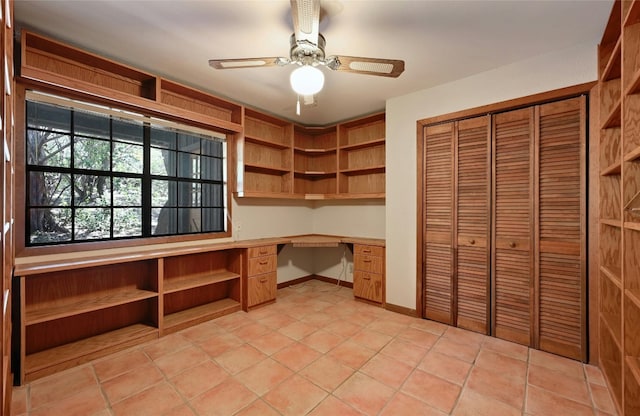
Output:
(536, 96), (586, 360)
(492, 108), (534, 346)
(424, 122), (454, 324)
(456, 116), (491, 334)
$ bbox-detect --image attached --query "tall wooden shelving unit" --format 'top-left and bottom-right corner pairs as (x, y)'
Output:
(598, 1), (640, 414)
(238, 110), (386, 199)
(1, 0), (14, 414)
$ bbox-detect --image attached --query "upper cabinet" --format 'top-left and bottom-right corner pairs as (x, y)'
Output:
(238, 111), (386, 200)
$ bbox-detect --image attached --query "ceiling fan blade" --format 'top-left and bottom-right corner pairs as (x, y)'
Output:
(291, 0), (320, 46)
(208, 57), (289, 69)
(328, 56), (405, 78)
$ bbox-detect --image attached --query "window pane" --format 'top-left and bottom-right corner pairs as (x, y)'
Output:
(201, 156), (222, 181)
(152, 180), (176, 207)
(74, 110), (110, 139)
(113, 208), (142, 237)
(27, 101), (71, 133)
(113, 118), (143, 144)
(27, 130), (71, 168)
(151, 148), (176, 176)
(113, 177), (141, 206)
(202, 139), (223, 157)
(74, 137), (110, 171)
(74, 208), (111, 240)
(177, 152), (199, 179)
(74, 175), (111, 206)
(178, 208), (200, 233)
(113, 142), (143, 174)
(152, 207), (176, 235)
(29, 172), (72, 206)
(150, 127), (176, 149)
(178, 133), (199, 154)
(202, 208), (224, 232)
(29, 208), (72, 244)
(178, 181), (200, 207)
(202, 183), (223, 207)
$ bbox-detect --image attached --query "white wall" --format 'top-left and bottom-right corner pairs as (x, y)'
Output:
(385, 42), (599, 310)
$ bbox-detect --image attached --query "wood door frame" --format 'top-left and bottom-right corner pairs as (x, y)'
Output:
(416, 82), (595, 322)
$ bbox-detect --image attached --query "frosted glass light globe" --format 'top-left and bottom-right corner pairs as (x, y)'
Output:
(290, 65), (324, 95)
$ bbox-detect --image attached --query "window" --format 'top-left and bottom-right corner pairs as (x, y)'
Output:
(25, 93), (227, 245)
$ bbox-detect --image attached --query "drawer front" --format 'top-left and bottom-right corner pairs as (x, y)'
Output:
(353, 271), (383, 303)
(247, 272), (277, 307)
(354, 254), (383, 274)
(248, 255), (277, 276)
(248, 245), (277, 258)
(354, 244), (384, 257)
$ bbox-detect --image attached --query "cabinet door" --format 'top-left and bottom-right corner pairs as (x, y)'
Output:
(536, 96), (586, 360)
(492, 108), (534, 346)
(456, 116), (491, 334)
(423, 122), (455, 325)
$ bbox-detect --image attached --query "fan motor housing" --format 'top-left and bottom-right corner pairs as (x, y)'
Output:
(289, 33), (326, 65)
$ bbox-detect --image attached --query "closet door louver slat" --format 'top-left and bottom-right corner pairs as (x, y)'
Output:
(456, 116), (490, 333)
(424, 123), (455, 324)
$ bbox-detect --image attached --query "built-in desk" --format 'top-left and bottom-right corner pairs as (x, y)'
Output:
(13, 234), (384, 383)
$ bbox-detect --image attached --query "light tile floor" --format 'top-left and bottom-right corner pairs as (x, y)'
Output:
(11, 280), (617, 416)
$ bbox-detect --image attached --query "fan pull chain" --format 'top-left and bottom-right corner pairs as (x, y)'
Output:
(296, 96), (301, 116)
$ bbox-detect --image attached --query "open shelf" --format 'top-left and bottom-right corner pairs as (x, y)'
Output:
(24, 324), (158, 382)
(603, 38), (622, 82)
(244, 163), (291, 175)
(340, 165), (386, 175)
(340, 138), (386, 151)
(163, 271), (240, 294)
(603, 98), (622, 129)
(294, 147), (336, 154)
(625, 146), (640, 162)
(625, 0), (640, 27)
(601, 161), (622, 176)
(246, 135), (291, 149)
(625, 67), (640, 95)
(163, 298), (240, 334)
(25, 289), (157, 325)
(294, 170), (336, 177)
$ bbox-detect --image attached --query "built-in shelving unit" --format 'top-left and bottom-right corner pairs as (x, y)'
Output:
(337, 113), (386, 198)
(162, 250), (242, 334)
(293, 126), (337, 197)
(598, 1), (640, 414)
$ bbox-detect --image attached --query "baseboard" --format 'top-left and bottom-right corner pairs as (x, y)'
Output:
(385, 302), (419, 318)
(277, 274), (353, 290)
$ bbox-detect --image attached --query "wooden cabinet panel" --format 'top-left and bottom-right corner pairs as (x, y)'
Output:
(247, 245), (277, 258)
(456, 116), (490, 334)
(353, 244), (385, 304)
(537, 97), (586, 360)
(423, 122), (454, 324)
(353, 271), (383, 303)
(247, 255), (277, 276)
(247, 272), (277, 307)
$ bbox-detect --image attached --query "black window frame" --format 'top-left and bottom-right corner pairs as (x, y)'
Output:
(25, 93), (228, 247)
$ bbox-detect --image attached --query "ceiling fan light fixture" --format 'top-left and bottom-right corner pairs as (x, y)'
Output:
(290, 65), (324, 95)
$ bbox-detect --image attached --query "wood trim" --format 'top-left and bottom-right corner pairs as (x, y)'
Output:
(588, 84), (600, 364)
(416, 122), (425, 317)
(452, 122), (459, 326)
(490, 114), (498, 337)
(418, 82), (596, 126)
(580, 94), (589, 363)
(485, 117), (493, 335)
(385, 302), (419, 318)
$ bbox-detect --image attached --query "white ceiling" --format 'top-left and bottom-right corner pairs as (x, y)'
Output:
(14, 0), (613, 126)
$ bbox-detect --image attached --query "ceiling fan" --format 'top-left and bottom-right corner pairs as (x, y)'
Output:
(208, 0), (405, 113)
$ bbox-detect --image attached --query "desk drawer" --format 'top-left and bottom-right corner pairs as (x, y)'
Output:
(248, 255), (277, 276)
(248, 245), (277, 258)
(247, 272), (277, 307)
(354, 244), (384, 257)
(353, 271), (383, 303)
(354, 254), (383, 274)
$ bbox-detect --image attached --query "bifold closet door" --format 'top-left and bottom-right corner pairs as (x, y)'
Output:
(536, 96), (586, 361)
(456, 116), (491, 333)
(492, 108), (535, 346)
(423, 123), (454, 325)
